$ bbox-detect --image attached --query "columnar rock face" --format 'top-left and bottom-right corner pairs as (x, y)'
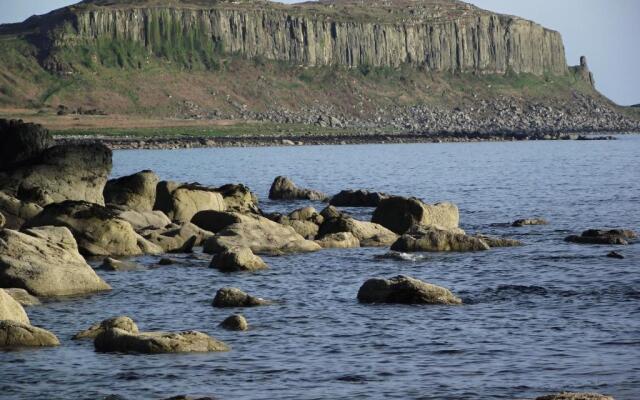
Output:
(46, 0), (567, 75)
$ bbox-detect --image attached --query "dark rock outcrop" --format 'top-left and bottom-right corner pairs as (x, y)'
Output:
(220, 314), (249, 331)
(372, 196), (459, 234)
(94, 328), (229, 354)
(104, 170), (159, 212)
(330, 190), (390, 207)
(154, 182), (226, 223)
(212, 287), (271, 308)
(535, 393), (614, 400)
(391, 226), (490, 252)
(0, 119), (53, 171)
(268, 176), (327, 201)
(512, 218), (549, 227)
(357, 275), (462, 305)
(565, 229), (637, 245)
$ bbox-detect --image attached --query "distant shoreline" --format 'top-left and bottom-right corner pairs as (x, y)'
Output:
(54, 131), (628, 150)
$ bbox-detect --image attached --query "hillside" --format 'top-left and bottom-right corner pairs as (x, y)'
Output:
(0, 0), (638, 136)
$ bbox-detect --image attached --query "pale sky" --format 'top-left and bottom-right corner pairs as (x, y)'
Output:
(0, 0), (638, 105)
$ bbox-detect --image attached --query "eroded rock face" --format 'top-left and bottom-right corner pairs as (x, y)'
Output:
(357, 275), (462, 305)
(268, 176), (327, 201)
(212, 287), (271, 308)
(25, 201), (152, 257)
(372, 197), (459, 234)
(73, 316), (139, 340)
(0, 320), (60, 348)
(220, 314), (249, 331)
(142, 222), (213, 253)
(203, 214), (321, 255)
(116, 209), (172, 231)
(0, 119), (53, 171)
(154, 182), (226, 223)
(0, 191), (43, 230)
(0, 288), (30, 324)
(535, 393), (614, 400)
(330, 190), (390, 207)
(210, 247), (268, 272)
(191, 210), (245, 234)
(391, 227), (490, 252)
(214, 184), (259, 213)
(0, 143), (112, 206)
(318, 215), (397, 247)
(565, 229), (637, 245)
(98, 257), (140, 272)
(3, 288), (40, 306)
(0, 226), (112, 297)
(104, 170), (159, 212)
(94, 328), (229, 354)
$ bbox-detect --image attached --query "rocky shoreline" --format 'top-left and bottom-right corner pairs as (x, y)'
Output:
(54, 131), (625, 150)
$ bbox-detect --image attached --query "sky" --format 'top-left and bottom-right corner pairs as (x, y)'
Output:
(0, 0), (638, 105)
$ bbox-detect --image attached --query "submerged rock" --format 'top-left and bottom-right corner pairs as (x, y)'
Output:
(0, 226), (111, 297)
(535, 393), (614, 400)
(220, 314), (249, 331)
(391, 227), (490, 252)
(203, 214), (320, 255)
(25, 200), (157, 257)
(268, 176), (327, 201)
(372, 196), (459, 234)
(512, 218), (549, 227)
(210, 247), (268, 272)
(98, 257), (141, 272)
(357, 276), (462, 305)
(315, 232), (360, 249)
(374, 251), (426, 262)
(104, 170), (159, 212)
(606, 251), (625, 259)
(73, 316), (139, 340)
(565, 229), (637, 245)
(473, 234), (523, 248)
(0, 320), (60, 348)
(330, 189), (390, 207)
(0, 288), (30, 324)
(94, 328), (229, 354)
(212, 287), (271, 308)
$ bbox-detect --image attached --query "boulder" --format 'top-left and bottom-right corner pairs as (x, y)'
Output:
(212, 287), (271, 307)
(142, 222), (213, 253)
(116, 209), (172, 231)
(24, 200), (157, 257)
(158, 257), (175, 266)
(271, 207), (324, 239)
(0, 119), (53, 171)
(203, 214), (321, 255)
(0, 288), (30, 324)
(0, 320), (60, 348)
(104, 170), (159, 212)
(73, 316), (139, 340)
(214, 184), (259, 213)
(357, 275), (462, 305)
(0, 226), (111, 297)
(330, 190), (390, 207)
(220, 314), (249, 331)
(0, 143), (112, 206)
(98, 257), (140, 272)
(372, 196), (459, 234)
(512, 218), (549, 227)
(473, 234), (523, 248)
(320, 205), (345, 220)
(191, 210), (245, 233)
(318, 215), (397, 247)
(0, 191), (43, 229)
(268, 176), (328, 201)
(535, 393), (614, 400)
(155, 183), (226, 223)
(565, 229), (637, 245)
(210, 247), (268, 272)
(94, 328), (229, 354)
(315, 232), (361, 249)
(391, 227), (490, 252)
(3, 288), (40, 306)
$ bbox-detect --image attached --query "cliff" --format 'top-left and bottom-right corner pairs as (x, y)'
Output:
(7, 0), (567, 76)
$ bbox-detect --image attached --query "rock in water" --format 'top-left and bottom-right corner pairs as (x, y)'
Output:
(220, 315), (249, 331)
(0, 226), (111, 297)
(94, 328), (229, 354)
(0, 288), (30, 324)
(391, 227), (490, 252)
(116, 209), (172, 231)
(73, 316), (139, 340)
(203, 214), (320, 255)
(372, 196), (459, 234)
(512, 218), (549, 227)
(0, 119), (53, 171)
(24, 200), (154, 257)
(214, 183), (259, 213)
(0, 320), (60, 348)
(154, 182), (227, 223)
(535, 393), (614, 400)
(268, 176), (327, 201)
(210, 247), (268, 272)
(357, 276), (462, 305)
(104, 170), (159, 212)
(212, 287), (272, 307)
(191, 210), (246, 233)
(330, 190), (390, 207)
(3, 288), (40, 306)
(317, 215), (397, 247)
(0, 142), (112, 206)
(565, 229), (637, 245)
(473, 234), (523, 248)
(315, 232), (361, 249)
(98, 258), (140, 272)
(606, 251), (625, 259)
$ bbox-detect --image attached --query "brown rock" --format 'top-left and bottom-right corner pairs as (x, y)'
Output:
(220, 314), (249, 331)
(0, 320), (60, 348)
(357, 275), (462, 305)
(212, 287), (271, 307)
(210, 247), (268, 272)
(268, 176), (327, 201)
(372, 196), (459, 234)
